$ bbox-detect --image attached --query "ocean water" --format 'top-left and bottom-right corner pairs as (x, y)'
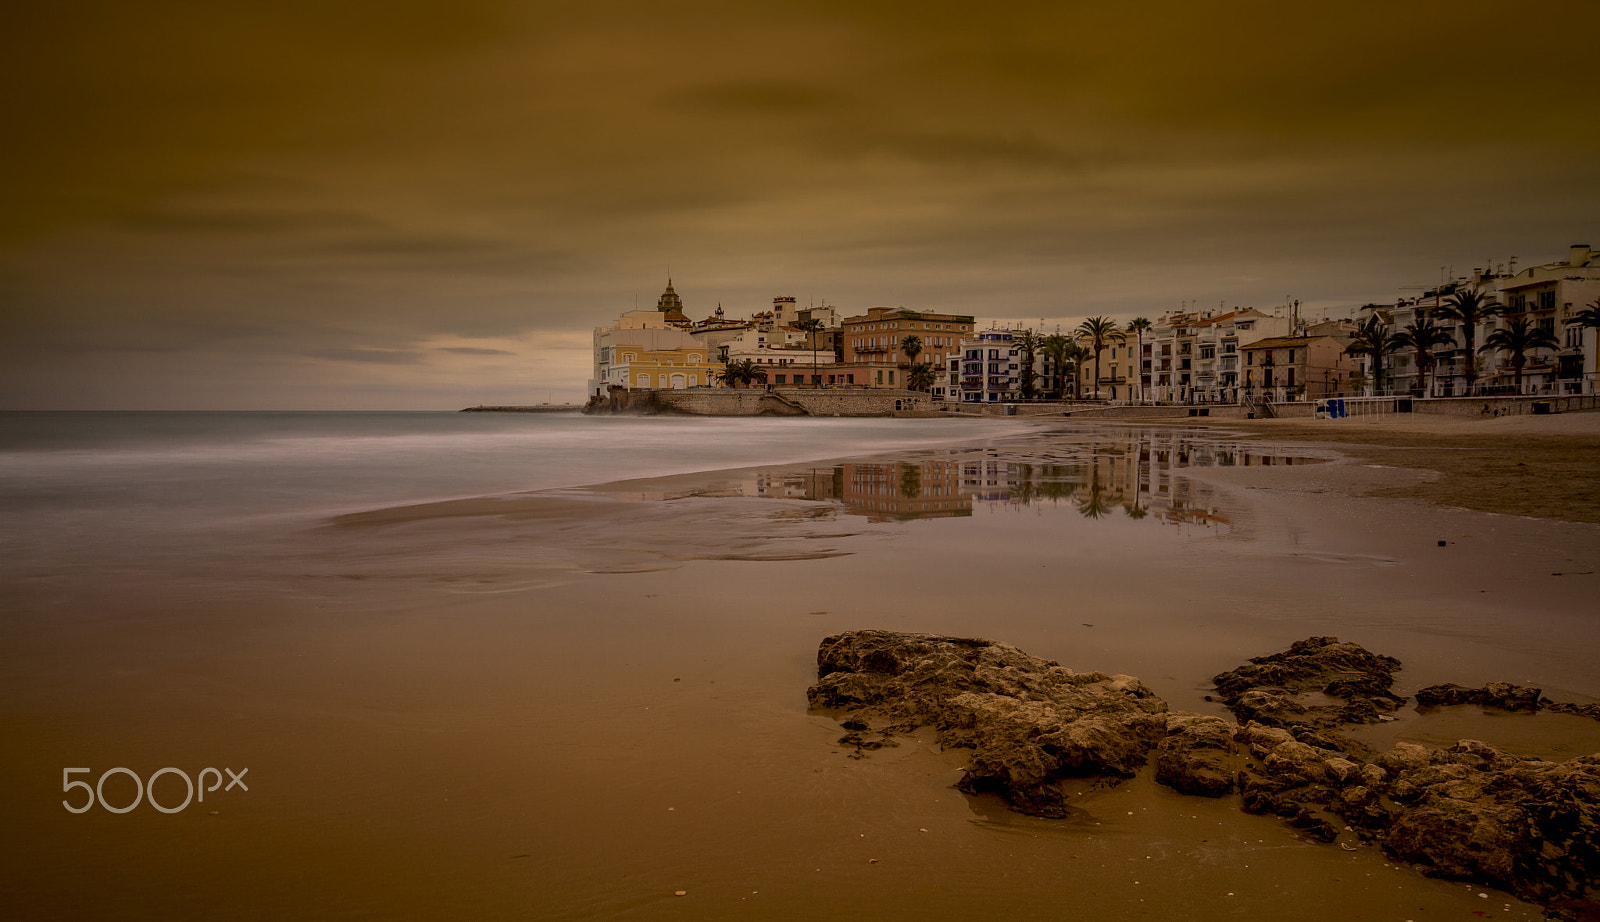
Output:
(0, 410), (1036, 574)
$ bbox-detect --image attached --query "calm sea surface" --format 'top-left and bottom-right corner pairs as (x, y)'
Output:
(0, 411), (1033, 563)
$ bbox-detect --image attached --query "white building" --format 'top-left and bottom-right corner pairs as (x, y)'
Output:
(1489, 244), (1599, 396)
(946, 330), (1050, 403)
(1143, 309), (1291, 403)
(1353, 245), (1599, 397)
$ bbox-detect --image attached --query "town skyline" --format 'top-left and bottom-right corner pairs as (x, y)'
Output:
(3, 0), (1596, 409)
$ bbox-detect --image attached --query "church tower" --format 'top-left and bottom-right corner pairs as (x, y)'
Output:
(654, 278), (691, 326)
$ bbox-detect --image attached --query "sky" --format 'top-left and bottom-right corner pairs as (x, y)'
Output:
(3, 0), (1597, 409)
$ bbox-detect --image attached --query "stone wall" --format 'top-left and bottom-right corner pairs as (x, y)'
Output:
(593, 387), (937, 417)
(1414, 394), (1600, 417)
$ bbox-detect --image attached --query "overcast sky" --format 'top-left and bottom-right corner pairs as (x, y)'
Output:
(4, 0), (1596, 408)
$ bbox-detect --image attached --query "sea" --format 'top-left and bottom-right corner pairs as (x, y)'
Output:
(0, 410), (1035, 578)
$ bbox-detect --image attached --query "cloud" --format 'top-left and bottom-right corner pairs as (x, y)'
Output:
(304, 348), (424, 365)
(1, 0), (1597, 407)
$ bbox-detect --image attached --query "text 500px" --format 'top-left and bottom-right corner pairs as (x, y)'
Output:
(62, 767), (248, 814)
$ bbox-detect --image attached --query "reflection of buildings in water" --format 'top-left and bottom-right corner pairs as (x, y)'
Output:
(742, 432), (1314, 528)
(753, 468), (836, 501)
(753, 461), (972, 521)
(839, 460), (969, 521)
(1131, 430), (1311, 528)
(962, 457), (1133, 518)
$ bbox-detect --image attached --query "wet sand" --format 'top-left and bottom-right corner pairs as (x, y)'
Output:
(3, 418), (1598, 919)
(1223, 409), (1600, 523)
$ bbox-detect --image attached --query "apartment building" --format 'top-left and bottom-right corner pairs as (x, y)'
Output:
(843, 308), (974, 399)
(945, 329), (1052, 403)
(1143, 309), (1290, 403)
(1239, 335), (1356, 401)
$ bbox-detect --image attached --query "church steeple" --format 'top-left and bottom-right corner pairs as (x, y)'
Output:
(656, 278), (684, 314)
(655, 278), (690, 326)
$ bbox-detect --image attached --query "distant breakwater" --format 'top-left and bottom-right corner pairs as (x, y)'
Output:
(460, 405), (584, 413)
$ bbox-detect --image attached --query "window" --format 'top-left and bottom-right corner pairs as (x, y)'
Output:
(637, 374), (650, 386)
(622, 353), (636, 362)
(1538, 290), (1555, 311)
(775, 374), (786, 384)
(1288, 349), (1296, 363)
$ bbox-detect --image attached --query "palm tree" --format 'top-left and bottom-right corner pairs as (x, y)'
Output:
(1125, 317), (1151, 403)
(796, 318), (826, 387)
(1574, 298), (1600, 330)
(1392, 317), (1456, 397)
(1011, 328), (1039, 399)
(1076, 316), (1126, 400)
(1041, 333), (1073, 398)
(717, 359), (768, 388)
(1479, 315), (1560, 395)
(906, 362), (937, 392)
(1435, 289), (1502, 395)
(1063, 341), (1091, 399)
(900, 334), (923, 366)
(1344, 315), (1401, 395)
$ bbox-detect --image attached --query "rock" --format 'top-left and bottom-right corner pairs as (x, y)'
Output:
(808, 631), (1167, 817)
(1212, 636), (1406, 735)
(1378, 747), (1600, 904)
(810, 631), (1600, 912)
(1154, 714), (1242, 797)
(1416, 682), (1544, 711)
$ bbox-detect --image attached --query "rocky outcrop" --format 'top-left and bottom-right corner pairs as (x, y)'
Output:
(582, 387), (683, 416)
(1416, 681), (1544, 710)
(808, 631), (1168, 817)
(1211, 635), (1406, 735)
(810, 631), (1600, 915)
(1416, 682), (1600, 721)
(1378, 743), (1600, 904)
(1154, 714), (1241, 797)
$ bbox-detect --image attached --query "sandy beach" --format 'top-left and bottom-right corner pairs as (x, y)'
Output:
(3, 412), (1598, 919)
(1222, 410), (1600, 524)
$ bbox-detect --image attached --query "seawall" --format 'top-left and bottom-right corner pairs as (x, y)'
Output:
(583, 388), (938, 417)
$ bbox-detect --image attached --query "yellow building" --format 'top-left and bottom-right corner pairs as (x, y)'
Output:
(590, 303), (714, 395)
